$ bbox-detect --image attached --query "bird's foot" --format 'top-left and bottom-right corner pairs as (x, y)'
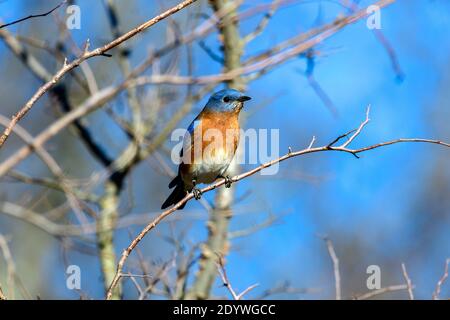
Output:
(192, 188), (202, 200)
(219, 175), (233, 188)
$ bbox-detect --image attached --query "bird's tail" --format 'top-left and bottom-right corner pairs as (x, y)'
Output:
(161, 175), (187, 210)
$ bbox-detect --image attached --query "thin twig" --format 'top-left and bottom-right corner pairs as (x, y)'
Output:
(126, 273), (145, 297)
(308, 136), (316, 149)
(0, 1), (67, 29)
(0, 235), (15, 299)
(432, 258), (450, 300)
(243, 0), (280, 43)
(216, 254), (258, 300)
(341, 106), (370, 148)
(354, 284), (409, 300)
(401, 263), (414, 300)
(318, 235), (341, 300)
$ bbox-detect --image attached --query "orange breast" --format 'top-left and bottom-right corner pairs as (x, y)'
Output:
(198, 110), (240, 159)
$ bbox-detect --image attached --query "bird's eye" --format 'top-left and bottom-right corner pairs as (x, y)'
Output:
(223, 96), (231, 103)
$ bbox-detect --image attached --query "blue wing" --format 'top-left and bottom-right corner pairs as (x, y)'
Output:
(179, 118), (202, 159)
(187, 118), (201, 135)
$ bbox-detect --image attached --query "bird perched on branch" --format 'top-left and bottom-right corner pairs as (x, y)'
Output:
(161, 89), (251, 210)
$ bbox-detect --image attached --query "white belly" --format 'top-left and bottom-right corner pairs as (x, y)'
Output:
(183, 148), (233, 187)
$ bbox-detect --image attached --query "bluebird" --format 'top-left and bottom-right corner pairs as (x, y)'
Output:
(161, 89), (251, 210)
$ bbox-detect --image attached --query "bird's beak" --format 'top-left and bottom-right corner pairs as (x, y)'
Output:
(237, 96), (251, 102)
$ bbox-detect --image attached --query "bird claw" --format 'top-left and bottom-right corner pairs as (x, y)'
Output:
(222, 175), (232, 188)
(192, 188), (202, 200)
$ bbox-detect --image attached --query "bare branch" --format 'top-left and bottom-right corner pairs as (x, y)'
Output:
(0, 202), (92, 237)
(243, 0), (280, 43)
(432, 258), (450, 300)
(0, 1), (66, 29)
(354, 284), (409, 300)
(401, 263), (414, 300)
(216, 254), (258, 300)
(0, 235), (15, 299)
(341, 105), (370, 148)
(0, 234), (31, 299)
(228, 212), (282, 239)
(308, 136), (316, 149)
(318, 235), (341, 300)
(0, 0), (198, 149)
(344, 1), (404, 80)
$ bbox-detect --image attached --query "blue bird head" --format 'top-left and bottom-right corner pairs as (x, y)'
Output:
(203, 89), (251, 113)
